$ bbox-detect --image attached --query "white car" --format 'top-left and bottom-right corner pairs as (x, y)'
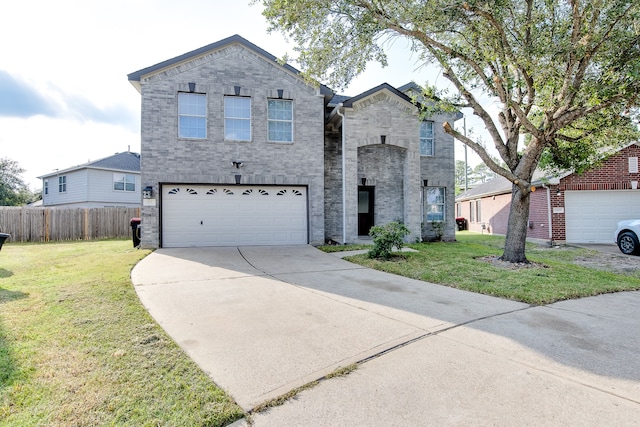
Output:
(614, 219), (640, 255)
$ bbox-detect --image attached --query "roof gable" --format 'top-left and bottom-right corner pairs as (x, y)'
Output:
(127, 34), (333, 100)
(342, 83), (414, 108)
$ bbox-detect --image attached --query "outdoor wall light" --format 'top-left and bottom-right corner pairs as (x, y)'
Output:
(277, 89), (284, 99)
(235, 174), (242, 184)
(188, 82), (196, 93)
(142, 186), (153, 199)
(232, 161), (244, 169)
(423, 179), (429, 187)
(234, 86), (241, 96)
(556, 189), (561, 196)
(381, 135), (386, 144)
(361, 177), (367, 186)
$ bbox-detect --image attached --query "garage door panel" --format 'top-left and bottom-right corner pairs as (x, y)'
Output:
(565, 190), (640, 243)
(162, 185), (308, 247)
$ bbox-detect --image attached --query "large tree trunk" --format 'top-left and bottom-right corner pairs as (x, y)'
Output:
(501, 184), (531, 263)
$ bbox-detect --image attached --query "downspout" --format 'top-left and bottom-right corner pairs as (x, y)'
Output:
(337, 104), (347, 244)
(542, 184), (553, 243)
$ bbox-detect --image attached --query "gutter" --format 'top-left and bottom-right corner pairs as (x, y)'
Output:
(336, 104), (347, 244)
(541, 184), (553, 242)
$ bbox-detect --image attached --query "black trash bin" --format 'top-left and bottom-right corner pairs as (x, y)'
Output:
(130, 217), (141, 247)
(455, 217), (467, 231)
(0, 232), (10, 251)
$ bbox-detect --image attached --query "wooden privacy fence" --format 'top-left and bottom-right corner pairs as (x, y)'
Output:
(0, 207), (141, 242)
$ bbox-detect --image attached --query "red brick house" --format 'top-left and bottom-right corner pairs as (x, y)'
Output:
(456, 143), (640, 244)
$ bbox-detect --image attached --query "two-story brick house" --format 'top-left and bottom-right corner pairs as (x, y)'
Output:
(128, 35), (461, 248)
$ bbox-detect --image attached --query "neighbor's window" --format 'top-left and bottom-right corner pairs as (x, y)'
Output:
(58, 175), (66, 193)
(425, 187), (445, 221)
(475, 200), (481, 223)
(420, 121), (434, 156)
(268, 99), (293, 142)
(224, 96), (251, 141)
(469, 201), (475, 222)
(178, 92), (207, 139)
(44, 180), (48, 195)
(113, 173), (136, 192)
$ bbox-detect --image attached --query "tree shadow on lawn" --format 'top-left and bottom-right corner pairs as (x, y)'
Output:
(0, 287), (27, 392)
(0, 319), (20, 392)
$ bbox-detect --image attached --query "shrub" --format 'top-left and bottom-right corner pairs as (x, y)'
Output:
(368, 222), (410, 259)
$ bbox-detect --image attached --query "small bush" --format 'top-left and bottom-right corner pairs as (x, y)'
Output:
(368, 222), (410, 259)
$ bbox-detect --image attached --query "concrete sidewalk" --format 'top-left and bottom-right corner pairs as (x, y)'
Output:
(131, 245), (640, 425)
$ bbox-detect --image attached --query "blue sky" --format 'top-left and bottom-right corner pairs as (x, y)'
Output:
(1, 0), (483, 189)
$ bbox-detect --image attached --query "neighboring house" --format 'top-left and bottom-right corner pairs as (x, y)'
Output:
(456, 143), (640, 244)
(127, 34), (461, 248)
(38, 151), (141, 208)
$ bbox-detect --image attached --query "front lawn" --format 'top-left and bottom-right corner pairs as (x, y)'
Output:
(0, 240), (244, 426)
(334, 233), (640, 305)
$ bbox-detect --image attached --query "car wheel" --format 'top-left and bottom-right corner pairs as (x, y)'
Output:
(617, 231), (640, 255)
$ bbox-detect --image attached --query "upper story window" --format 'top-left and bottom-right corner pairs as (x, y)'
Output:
(113, 173), (136, 192)
(44, 180), (48, 195)
(420, 121), (434, 156)
(224, 96), (251, 141)
(178, 93), (207, 139)
(58, 176), (67, 193)
(425, 187), (445, 222)
(268, 99), (293, 143)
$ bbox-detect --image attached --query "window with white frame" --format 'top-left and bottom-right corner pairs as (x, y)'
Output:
(475, 199), (481, 223)
(469, 201), (475, 222)
(178, 92), (207, 139)
(113, 173), (136, 192)
(425, 187), (445, 221)
(224, 96), (251, 141)
(420, 121), (434, 156)
(58, 176), (66, 193)
(268, 99), (293, 142)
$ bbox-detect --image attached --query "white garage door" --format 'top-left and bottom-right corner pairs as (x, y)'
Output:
(162, 185), (308, 247)
(565, 190), (640, 243)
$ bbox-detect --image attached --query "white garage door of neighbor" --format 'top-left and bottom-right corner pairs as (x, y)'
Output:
(162, 185), (308, 247)
(565, 190), (640, 244)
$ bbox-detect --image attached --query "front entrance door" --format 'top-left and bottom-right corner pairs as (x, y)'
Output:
(358, 186), (375, 236)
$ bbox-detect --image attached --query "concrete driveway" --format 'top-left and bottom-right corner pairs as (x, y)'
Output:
(131, 245), (640, 425)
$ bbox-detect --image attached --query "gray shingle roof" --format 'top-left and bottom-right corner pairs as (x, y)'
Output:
(456, 169), (562, 201)
(37, 151), (140, 179)
(88, 151), (140, 172)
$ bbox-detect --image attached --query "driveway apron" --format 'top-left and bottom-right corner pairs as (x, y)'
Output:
(131, 245), (640, 425)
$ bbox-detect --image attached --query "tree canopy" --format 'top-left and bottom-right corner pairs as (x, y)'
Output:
(0, 157), (36, 206)
(259, 0), (640, 261)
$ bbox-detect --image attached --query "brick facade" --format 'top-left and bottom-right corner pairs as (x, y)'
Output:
(324, 89), (459, 243)
(550, 143), (640, 241)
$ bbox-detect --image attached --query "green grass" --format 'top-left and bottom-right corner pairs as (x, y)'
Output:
(315, 243), (372, 253)
(340, 233), (640, 305)
(0, 240), (244, 426)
